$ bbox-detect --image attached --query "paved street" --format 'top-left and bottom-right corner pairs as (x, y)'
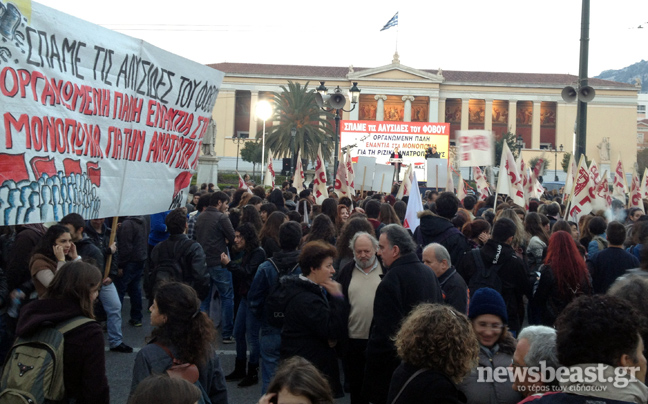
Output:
(107, 297), (352, 404)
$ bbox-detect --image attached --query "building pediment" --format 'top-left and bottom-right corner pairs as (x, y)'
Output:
(348, 63), (444, 83)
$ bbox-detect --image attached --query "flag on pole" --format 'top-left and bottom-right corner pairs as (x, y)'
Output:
(563, 153), (576, 202)
(346, 148), (355, 191)
(612, 155), (628, 203)
(313, 144), (328, 205)
(396, 165), (413, 199)
(589, 160), (601, 186)
(446, 163), (454, 193)
(474, 167), (491, 201)
(237, 171), (252, 193)
(497, 142), (524, 207)
(630, 169), (645, 213)
(293, 150), (305, 191)
(567, 155), (595, 222)
(334, 150), (350, 198)
(403, 171), (423, 232)
(517, 157), (529, 209)
(641, 168), (648, 200)
(457, 172), (467, 202)
(597, 171), (612, 210)
(264, 149), (275, 189)
(380, 12), (398, 31)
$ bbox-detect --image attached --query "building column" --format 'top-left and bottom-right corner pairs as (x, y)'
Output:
(429, 95), (439, 122)
(485, 99), (493, 131)
(438, 98), (446, 124)
(532, 101), (541, 149)
(461, 99), (470, 130)
(375, 95), (387, 121)
(249, 91), (258, 137)
(402, 96), (415, 122)
(508, 100), (517, 135)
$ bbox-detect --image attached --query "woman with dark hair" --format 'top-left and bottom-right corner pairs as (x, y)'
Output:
(258, 356), (334, 404)
(578, 215), (593, 250)
(29, 224), (79, 297)
(388, 304), (479, 404)
(229, 188), (247, 210)
(321, 198), (338, 224)
(378, 202), (401, 226)
(393, 201), (406, 224)
(587, 216), (608, 256)
(131, 282), (227, 403)
(303, 214), (336, 246)
(268, 189), (287, 212)
(15, 261), (108, 403)
(334, 217), (376, 270)
(335, 204), (350, 236)
(532, 231), (592, 326)
(248, 196), (263, 211)
(551, 219), (572, 235)
(462, 219), (491, 248)
(240, 204), (263, 233)
(280, 241), (348, 398)
(220, 223), (266, 387)
(459, 288), (521, 404)
(525, 212), (550, 272)
(259, 211), (287, 259)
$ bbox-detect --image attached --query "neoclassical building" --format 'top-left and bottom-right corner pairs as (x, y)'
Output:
(208, 55), (639, 177)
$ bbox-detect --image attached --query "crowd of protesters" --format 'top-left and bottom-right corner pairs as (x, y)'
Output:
(1, 177), (648, 404)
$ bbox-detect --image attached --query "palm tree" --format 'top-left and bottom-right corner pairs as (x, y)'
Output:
(261, 81), (335, 166)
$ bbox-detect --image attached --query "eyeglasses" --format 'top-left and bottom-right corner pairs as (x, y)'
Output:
(474, 321), (504, 330)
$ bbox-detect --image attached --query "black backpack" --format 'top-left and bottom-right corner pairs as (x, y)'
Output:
(467, 248), (503, 297)
(151, 238), (194, 293)
(264, 258), (299, 329)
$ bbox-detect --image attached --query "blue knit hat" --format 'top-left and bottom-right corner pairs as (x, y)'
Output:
(468, 287), (508, 324)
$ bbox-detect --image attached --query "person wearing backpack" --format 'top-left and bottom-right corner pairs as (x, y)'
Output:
(150, 208), (209, 300)
(456, 218), (532, 336)
(131, 282), (228, 404)
(248, 221), (303, 393)
(3, 261), (109, 403)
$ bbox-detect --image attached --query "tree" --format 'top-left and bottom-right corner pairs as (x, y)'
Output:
(240, 140), (262, 177)
(561, 152), (590, 172)
(263, 81), (335, 166)
(494, 132), (520, 167)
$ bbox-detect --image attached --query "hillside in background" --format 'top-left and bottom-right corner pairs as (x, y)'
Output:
(596, 60), (648, 93)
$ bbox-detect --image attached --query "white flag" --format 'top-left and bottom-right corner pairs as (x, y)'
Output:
(446, 164), (454, 193)
(346, 148), (355, 192)
(641, 168), (648, 200)
(403, 172), (423, 233)
(396, 165), (413, 199)
(563, 154), (575, 203)
(312, 144), (328, 205)
(457, 172), (467, 202)
(474, 167), (491, 201)
(630, 169), (645, 213)
(293, 150), (305, 191)
(567, 155), (595, 222)
(264, 149), (275, 189)
(612, 155), (628, 203)
(497, 142), (525, 207)
(334, 150), (350, 198)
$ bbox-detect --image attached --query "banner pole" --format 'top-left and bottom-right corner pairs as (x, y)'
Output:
(380, 174), (385, 194)
(435, 165), (438, 192)
(361, 167), (367, 197)
(104, 216), (118, 280)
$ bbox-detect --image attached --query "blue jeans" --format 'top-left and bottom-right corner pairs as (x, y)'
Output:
(201, 265), (234, 339)
(99, 282), (124, 348)
(233, 298), (260, 364)
(259, 326), (281, 393)
(115, 260), (144, 322)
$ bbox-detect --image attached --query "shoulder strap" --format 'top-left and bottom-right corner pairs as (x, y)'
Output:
(154, 342), (182, 364)
(56, 316), (94, 334)
(391, 368), (429, 404)
(267, 258), (280, 274)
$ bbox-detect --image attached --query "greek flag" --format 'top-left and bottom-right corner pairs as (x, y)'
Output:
(380, 12), (398, 31)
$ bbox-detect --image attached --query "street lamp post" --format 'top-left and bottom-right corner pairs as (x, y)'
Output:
(554, 144), (563, 181)
(315, 82), (361, 184)
(255, 100), (273, 183)
(232, 134), (246, 171)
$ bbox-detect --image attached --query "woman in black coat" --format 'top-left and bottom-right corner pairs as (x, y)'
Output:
(280, 241), (348, 398)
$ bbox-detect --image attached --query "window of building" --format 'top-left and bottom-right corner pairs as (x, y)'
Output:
(639, 133), (645, 143)
(638, 105), (646, 113)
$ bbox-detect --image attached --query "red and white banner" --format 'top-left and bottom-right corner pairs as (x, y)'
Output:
(630, 169), (645, 213)
(293, 150), (305, 191)
(457, 130), (494, 167)
(474, 166), (490, 201)
(396, 165), (413, 199)
(568, 155), (596, 222)
(313, 144), (328, 204)
(237, 172), (251, 193)
(496, 143), (525, 207)
(0, 3), (223, 225)
(345, 148), (355, 190)
(563, 154), (577, 203)
(612, 156), (628, 203)
(264, 150), (275, 189)
(518, 157), (529, 209)
(334, 150), (350, 198)
(641, 168), (648, 200)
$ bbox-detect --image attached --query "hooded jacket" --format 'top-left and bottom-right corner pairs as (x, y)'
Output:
(151, 234), (209, 300)
(118, 216), (148, 265)
(415, 212), (471, 267)
(16, 298), (109, 404)
(456, 239), (532, 333)
(280, 275), (348, 398)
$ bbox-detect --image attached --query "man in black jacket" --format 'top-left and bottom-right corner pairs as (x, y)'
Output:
(422, 242), (468, 314)
(456, 218), (532, 335)
(363, 224), (444, 404)
(60, 213), (132, 352)
(415, 192), (471, 266)
(151, 208), (209, 300)
(587, 221), (640, 294)
(116, 215), (148, 327)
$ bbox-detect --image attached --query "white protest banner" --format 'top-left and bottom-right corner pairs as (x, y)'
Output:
(612, 156), (628, 203)
(426, 158), (448, 188)
(340, 120), (449, 181)
(372, 163), (394, 193)
(568, 155), (595, 222)
(293, 150), (305, 191)
(345, 148), (355, 190)
(0, 3), (223, 226)
(354, 156), (375, 192)
(396, 165), (413, 199)
(313, 144), (327, 204)
(457, 130), (494, 167)
(630, 169), (645, 213)
(334, 151), (350, 198)
(403, 172), (423, 232)
(474, 166), (490, 201)
(641, 168), (648, 200)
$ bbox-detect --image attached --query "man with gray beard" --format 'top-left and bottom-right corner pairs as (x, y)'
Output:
(336, 231), (383, 404)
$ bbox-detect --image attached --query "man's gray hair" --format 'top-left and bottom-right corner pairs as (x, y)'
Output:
(349, 231), (379, 251)
(518, 326), (559, 369)
(422, 243), (452, 267)
(381, 224), (417, 255)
